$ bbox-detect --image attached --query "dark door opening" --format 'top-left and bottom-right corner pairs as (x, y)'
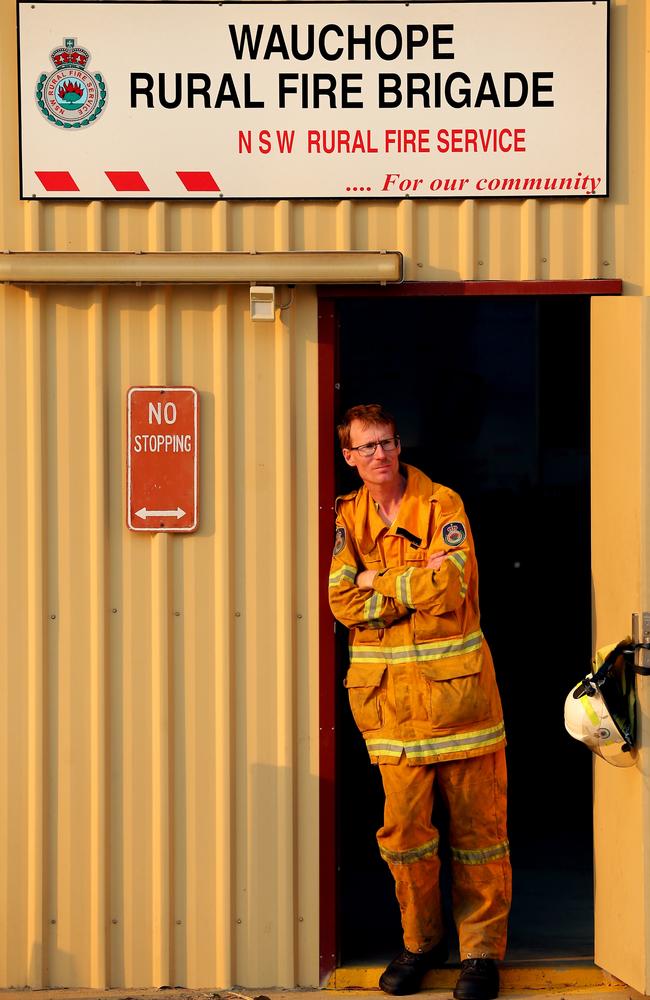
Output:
(333, 295), (593, 965)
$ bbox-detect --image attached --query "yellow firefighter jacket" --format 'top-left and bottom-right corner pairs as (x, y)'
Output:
(329, 464), (505, 766)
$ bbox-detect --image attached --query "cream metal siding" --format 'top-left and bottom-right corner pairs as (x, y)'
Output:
(590, 297), (647, 992)
(1, 278), (321, 989)
(1, 0), (648, 991)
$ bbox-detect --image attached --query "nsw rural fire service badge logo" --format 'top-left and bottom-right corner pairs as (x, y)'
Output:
(36, 38), (107, 128)
(442, 521), (466, 547)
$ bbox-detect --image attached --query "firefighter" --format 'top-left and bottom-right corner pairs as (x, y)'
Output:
(329, 404), (511, 1000)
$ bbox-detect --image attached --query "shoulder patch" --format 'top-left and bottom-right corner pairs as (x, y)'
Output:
(442, 520), (466, 547)
(333, 525), (347, 556)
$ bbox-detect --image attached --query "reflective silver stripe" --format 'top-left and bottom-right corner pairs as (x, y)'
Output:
(449, 550), (467, 597)
(329, 564), (356, 588)
(396, 567), (415, 609)
(451, 840), (510, 865)
(448, 550), (467, 573)
(364, 590), (382, 621)
(380, 837), (439, 865)
(366, 742), (403, 758)
(350, 629), (483, 664)
(366, 722), (506, 760)
(401, 722), (505, 757)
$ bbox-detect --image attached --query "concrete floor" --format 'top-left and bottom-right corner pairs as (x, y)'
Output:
(0, 981), (647, 1000)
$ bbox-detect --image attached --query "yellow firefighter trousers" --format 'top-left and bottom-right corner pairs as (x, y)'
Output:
(377, 748), (511, 958)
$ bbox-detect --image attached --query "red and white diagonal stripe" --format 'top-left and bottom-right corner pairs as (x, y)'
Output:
(34, 169), (221, 194)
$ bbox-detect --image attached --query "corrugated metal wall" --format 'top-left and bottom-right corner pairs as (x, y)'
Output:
(0, 0), (642, 989)
(0, 276), (321, 989)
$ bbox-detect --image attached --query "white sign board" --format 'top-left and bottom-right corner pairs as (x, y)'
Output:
(18, 1), (608, 200)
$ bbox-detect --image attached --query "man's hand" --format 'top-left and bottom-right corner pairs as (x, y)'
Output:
(356, 569), (378, 589)
(427, 551), (448, 571)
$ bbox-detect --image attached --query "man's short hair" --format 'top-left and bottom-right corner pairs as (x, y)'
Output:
(337, 404), (397, 450)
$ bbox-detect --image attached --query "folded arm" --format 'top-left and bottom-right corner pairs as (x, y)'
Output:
(328, 521), (410, 629)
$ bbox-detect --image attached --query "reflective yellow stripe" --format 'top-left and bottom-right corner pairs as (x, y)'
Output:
(366, 721), (505, 760)
(448, 551), (467, 573)
(367, 742), (403, 758)
(350, 629), (483, 664)
(409, 732), (505, 757)
(396, 571), (406, 605)
(451, 840), (510, 865)
(449, 551), (467, 597)
(405, 568), (414, 608)
(579, 694), (600, 727)
(380, 837), (439, 865)
(396, 567), (415, 609)
(364, 590), (382, 621)
(329, 564), (356, 588)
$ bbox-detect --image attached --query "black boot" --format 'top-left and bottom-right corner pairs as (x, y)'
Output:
(453, 958), (499, 1000)
(379, 939), (449, 995)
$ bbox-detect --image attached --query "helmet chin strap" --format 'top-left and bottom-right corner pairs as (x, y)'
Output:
(572, 678), (597, 699)
(626, 642), (650, 676)
(573, 641), (650, 697)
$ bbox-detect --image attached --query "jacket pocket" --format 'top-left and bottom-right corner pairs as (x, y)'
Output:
(413, 608), (461, 643)
(405, 548), (427, 565)
(352, 624), (385, 643)
(419, 653), (489, 728)
(344, 664), (387, 733)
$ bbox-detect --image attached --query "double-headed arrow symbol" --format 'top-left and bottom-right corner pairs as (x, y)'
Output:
(135, 506), (186, 520)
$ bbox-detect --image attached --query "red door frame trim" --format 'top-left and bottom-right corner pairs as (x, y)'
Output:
(318, 297), (338, 984)
(318, 278), (622, 299)
(317, 277), (622, 984)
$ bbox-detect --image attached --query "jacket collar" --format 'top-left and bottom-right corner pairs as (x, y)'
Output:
(355, 464), (436, 554)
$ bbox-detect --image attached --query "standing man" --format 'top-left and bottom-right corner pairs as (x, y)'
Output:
(329, 404), (510, 1000)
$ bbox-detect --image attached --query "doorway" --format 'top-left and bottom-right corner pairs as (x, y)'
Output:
(330, 294), (593, 966)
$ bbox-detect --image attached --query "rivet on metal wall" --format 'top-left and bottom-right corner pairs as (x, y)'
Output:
(297, 613), (303, 619)
(478, 260), (484, 266)
(49, 614), (56, 621)
(541, 257), (548, 263)
(112, 608), (118, 614)
(176, 919), (182, 925)
(50, 919), (56, 924)
(112, 919), (118, 925)
(603, 261), (610, 266)
(234, 611), (241, 618)
(236, 918), (242, 924)
(174, 611), (181, 616)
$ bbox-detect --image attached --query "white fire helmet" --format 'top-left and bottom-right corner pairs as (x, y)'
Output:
(564, 639), (637, 768)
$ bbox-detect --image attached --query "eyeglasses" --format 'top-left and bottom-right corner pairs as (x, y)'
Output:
(348, 435), (400, 458)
